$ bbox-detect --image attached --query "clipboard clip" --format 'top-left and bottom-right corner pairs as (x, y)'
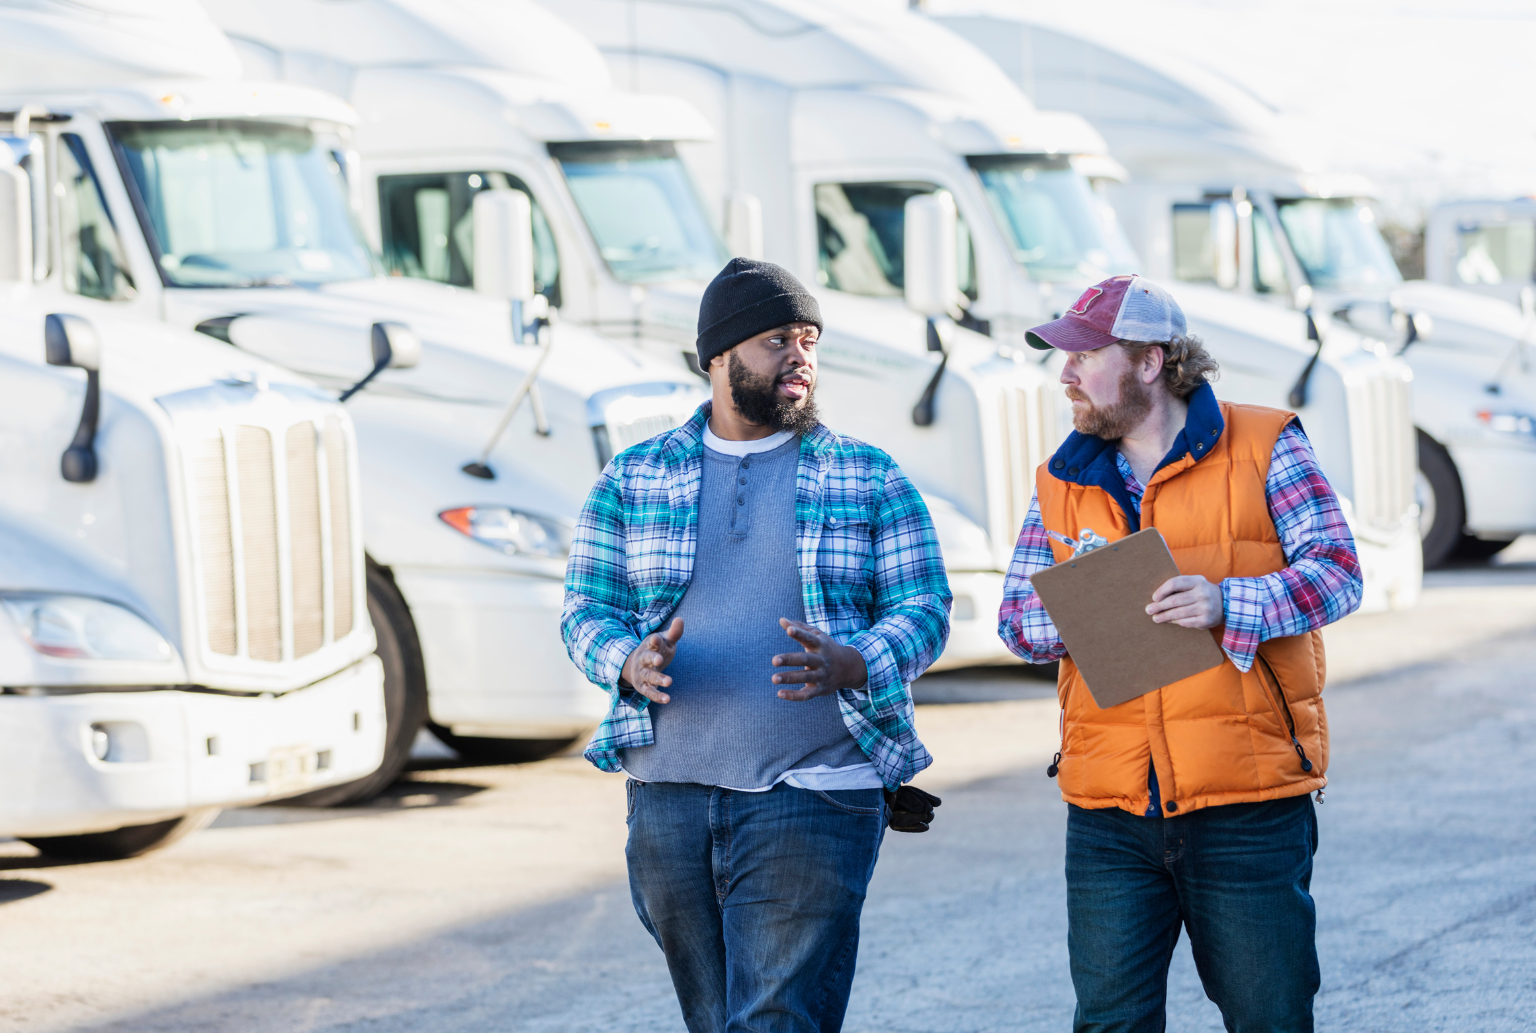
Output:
(1047, 527), (1110, 558)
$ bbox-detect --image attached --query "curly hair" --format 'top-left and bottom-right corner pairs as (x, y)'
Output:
(1118, 335), (1219, 398)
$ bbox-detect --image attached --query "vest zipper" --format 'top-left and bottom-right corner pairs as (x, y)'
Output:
(1047, 706), (1064, 779)
(1256, 654), (1313, 774)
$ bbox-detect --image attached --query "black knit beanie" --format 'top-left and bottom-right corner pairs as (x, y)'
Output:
(696, 258), (822, 370)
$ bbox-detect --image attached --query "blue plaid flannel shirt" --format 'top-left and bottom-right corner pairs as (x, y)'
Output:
(561, 403), (951, 790)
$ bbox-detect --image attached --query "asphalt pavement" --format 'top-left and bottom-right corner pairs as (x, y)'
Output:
(3, 547), (1535, 1033)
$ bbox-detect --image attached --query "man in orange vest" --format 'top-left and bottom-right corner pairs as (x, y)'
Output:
(998, 275), (1363, 1032)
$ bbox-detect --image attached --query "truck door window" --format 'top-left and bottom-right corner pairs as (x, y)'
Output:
(1172, 202), (1237, 289)
(378, 172), (560, 305)
(1251, 208), (1290, 295)
(58, 134), (135, 301)
(1455, 220), (1535, 286)
(814, 182), (978, 299)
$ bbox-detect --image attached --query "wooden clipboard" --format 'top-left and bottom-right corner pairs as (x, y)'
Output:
(1030, 527), (1226, 709)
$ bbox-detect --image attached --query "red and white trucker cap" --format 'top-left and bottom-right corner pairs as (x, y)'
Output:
(1025, 275), (1187, 352)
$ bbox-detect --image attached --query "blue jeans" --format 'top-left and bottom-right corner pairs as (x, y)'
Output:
(625, 780), (887, 1033)
(1065, 795), (1320, 1033)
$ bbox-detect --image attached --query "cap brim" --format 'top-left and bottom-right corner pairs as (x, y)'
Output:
(1025, 316), (1119, 352)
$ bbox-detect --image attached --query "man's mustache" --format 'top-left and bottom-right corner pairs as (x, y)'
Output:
(1065, 386), (1089, 402)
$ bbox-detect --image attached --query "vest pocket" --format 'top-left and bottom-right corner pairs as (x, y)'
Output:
(1255, 655), (1314, 775)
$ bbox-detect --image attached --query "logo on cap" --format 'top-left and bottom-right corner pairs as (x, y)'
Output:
(1067, 286), (1103, 315)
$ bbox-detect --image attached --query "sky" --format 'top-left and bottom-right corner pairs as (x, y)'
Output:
(997, 0), (1536, 224)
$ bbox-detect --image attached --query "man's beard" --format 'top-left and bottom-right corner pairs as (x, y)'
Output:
(1067, 365), (1152, 439)
(727, 351), (821, 434)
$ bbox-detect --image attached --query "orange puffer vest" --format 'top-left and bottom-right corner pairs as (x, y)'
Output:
(1036, 395), (1327, 816)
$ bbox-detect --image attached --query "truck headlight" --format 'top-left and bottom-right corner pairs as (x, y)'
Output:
(1475, 409), (1536, 439)
(0, 594), (175, 661)
(439, 507), (572, 559)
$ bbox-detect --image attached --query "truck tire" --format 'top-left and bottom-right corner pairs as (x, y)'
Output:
(1417, 429), (1465, 570)
(22, 807), (219, 861)
(287, 565), (428, 806)
(427, 724), (577, 766)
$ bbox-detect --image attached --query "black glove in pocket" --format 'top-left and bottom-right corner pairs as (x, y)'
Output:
(883, 784), (942, 833)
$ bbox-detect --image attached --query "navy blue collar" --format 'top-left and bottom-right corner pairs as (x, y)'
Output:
(1044, 383), (1225, 531)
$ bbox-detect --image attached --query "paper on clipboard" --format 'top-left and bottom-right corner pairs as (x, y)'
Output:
(1030, 527), (1226, 709)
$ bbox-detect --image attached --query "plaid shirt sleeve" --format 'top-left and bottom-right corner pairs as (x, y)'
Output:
(840, 461), (952, 788)
(560, 461), (642, 698)
(996, 490), (1069, 664)
(1219, 422), (1363, 671)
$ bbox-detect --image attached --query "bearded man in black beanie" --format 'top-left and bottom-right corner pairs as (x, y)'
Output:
(563, 258), (952, 1033)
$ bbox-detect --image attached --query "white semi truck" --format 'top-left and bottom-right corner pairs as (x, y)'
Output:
(0, 134), (386, 858)
(2, 2), (705, 794)
(525, 0), (1421, 612)
(201, 0), (1053, 667)
(930, 6), (1536, 569)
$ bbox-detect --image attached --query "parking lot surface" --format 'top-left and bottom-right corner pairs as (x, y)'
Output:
(3, 549), (1534, 1033)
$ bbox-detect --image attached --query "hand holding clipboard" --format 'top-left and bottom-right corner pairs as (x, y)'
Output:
(1029, 528), (1227, 709)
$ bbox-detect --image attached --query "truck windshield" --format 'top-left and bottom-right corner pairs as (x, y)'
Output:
(549, 141), (725, 284)
(108, 120), (377, 288)
(1275, 198), (1400, 291)
(969, 155), (1138, 282)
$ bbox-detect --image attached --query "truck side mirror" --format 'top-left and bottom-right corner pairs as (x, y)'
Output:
(1209, 201), (1238, 290)
(473, 189), (534, 301)
(904, 192), (959, 318)
(724, 193), (763, 260)
(44, 314), (101, 483)
(473, 190), (545, 344)
(371, 321), (421, 370)
(0, 149), (31, 284)
(339, 321), (421, 402)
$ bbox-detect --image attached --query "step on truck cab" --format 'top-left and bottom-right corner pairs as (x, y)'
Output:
(526, 0), (1421, 614)
(0, 136), (385, 858)
(201, 0), (1054, 669)
(930, 7), (1536, 570)
(1, 1), (705, 790)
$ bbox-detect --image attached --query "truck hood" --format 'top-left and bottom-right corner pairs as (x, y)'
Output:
(0, 292), (331, 410)
(171, 277), (700, 403)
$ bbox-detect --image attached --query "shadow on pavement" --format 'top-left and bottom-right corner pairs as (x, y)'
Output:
(0, 878), (52, 902)
(214, 778), (493, 828)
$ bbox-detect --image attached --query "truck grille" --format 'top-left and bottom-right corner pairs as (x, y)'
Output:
(185, 413), (359, 662)
(1346, 369), (1416, 532)
(992, 381), (1067, 565)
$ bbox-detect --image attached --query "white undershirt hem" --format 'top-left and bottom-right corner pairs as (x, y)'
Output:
(625, 761), (885, 793)
(702, 424), (795, 456)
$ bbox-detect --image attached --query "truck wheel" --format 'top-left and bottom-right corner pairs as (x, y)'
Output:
(1417, 430), (1465, 570)
(22, 808), (219, 861)
(287, 565), (428, 806)
(427, 723), (577, 766)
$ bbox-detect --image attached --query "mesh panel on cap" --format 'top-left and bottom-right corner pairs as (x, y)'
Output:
(1110, 276), (1187, 342)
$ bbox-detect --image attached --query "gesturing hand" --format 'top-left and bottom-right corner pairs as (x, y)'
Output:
(1147, 575), (1224, 629)
(772, 618), (868, 701)
(620, 618), (684, 704)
